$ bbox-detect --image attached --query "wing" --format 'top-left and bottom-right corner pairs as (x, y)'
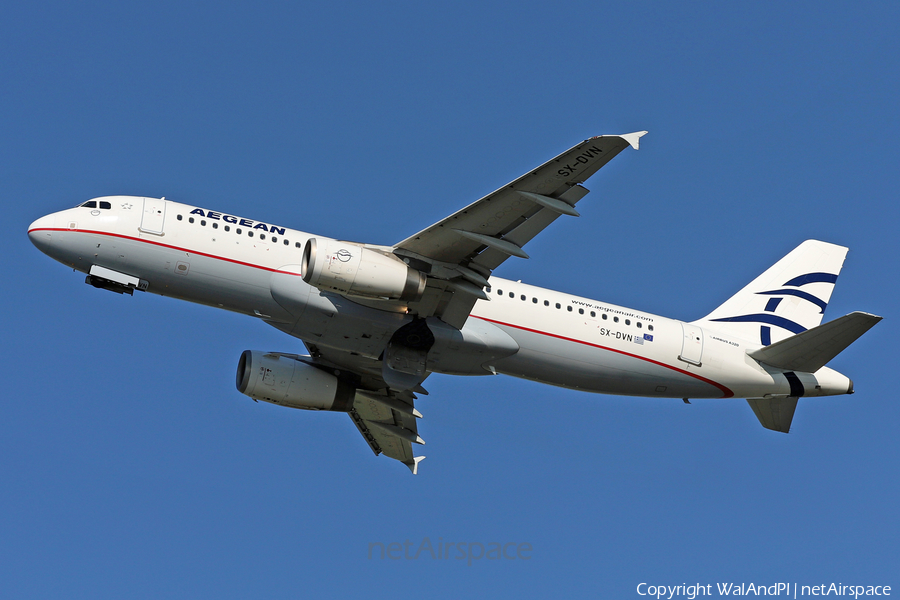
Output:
(305, 341), (427, 474)
(394, 132), (646, 328)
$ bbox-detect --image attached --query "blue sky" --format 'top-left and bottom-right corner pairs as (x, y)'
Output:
(3, 2), (898, 598)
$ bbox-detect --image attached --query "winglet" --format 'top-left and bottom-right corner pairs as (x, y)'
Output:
(405, 456), (426, 475)
(619, 131), (648, 150)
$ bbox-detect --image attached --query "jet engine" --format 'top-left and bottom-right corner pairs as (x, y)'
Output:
(235, 350), (355, 411)
(301, 238), (426, 301)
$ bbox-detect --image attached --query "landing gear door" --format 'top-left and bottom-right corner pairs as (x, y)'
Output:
(679, 323), (703, 366)
(140, 198), (166, 235)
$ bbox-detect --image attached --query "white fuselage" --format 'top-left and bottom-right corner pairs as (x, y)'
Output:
(27, 197), (853, 402)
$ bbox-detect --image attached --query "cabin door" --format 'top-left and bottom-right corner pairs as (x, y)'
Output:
(140, 198), (166, 235)
(679, 323), (704, 366)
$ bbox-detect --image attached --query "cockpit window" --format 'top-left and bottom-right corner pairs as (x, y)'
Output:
(79, 200), (112, 210)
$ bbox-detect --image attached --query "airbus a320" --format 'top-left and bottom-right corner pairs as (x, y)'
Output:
(28, 132), (881, 473)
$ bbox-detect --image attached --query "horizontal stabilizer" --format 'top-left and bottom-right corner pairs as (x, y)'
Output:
(748, 312), (881, 372)
(747, 397), (799, 433)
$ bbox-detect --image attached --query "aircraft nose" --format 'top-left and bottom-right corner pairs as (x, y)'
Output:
(28, 214), (57, 253)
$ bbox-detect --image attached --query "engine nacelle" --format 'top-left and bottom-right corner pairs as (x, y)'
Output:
(235, 350), (355, 411)
(301, 237), (426, 301)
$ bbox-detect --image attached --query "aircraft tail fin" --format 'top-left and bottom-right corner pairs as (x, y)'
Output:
(696, 240), (848, 345)
(747, 397), (798, 433)
(748, 311), (881, 372)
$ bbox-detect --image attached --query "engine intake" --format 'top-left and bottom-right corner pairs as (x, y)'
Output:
(235, 350), (355, 411)
(301, 238), (426, 301)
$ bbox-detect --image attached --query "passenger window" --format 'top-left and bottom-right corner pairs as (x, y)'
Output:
(509, 292), (514, 298)
(520, 295), (526, 301)
(614, 316), (619, 323)
(248, 231), (254, 238)
(189, 217), (194, 223)
(212, 222), (218, 229)
(544, 300), (549, 306)
(590, 311), (596, 317)
(497, 289), (503, 295)
(201, 220), (206, 226)
(625, 319), (630, 326)
(648, 325), (654, 332)
(637, 322), (642, 329)
(555, 303), (561, 309)
(532, 297), (538, 303)
(284, 239), (289, 246)
(99, 201), (112, 209)
(236, 228), (242, 234)
(602, 314), (608, 320)
(271, 236), (276, 243)
(567, 306), (573, 312)
(260, 234), (266, 240)
(578, 308), (584, 314)
(177, 214), (183, 221)
(224, 225), (230, 232)
(295, 242), (302, 248)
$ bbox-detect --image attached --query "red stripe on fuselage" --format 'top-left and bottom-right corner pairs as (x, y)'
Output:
(28, 227), (304, 276)
(31, 227), (734, 398)
(472, 315), (734, 398)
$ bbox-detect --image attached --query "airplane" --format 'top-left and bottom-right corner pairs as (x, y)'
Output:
(27, 132), (881, 474)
